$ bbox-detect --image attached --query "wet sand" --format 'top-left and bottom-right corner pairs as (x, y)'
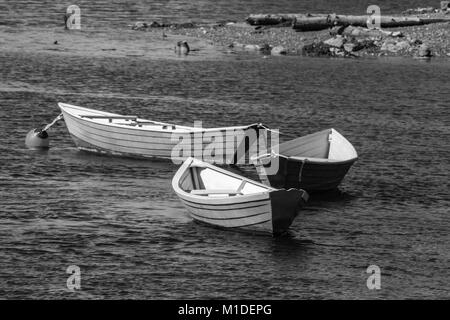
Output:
(0, 26), (222, 61)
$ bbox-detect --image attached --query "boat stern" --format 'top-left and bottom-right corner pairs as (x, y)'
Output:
(269, 188), (309, 235)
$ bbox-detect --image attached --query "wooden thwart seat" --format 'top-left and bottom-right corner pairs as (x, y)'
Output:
(190, 189), (243, 196)
(81, 115), (137, 123)
(80, 115), (176, 129)
(136, 121), (176, 129)
(126, 120), (176, 129)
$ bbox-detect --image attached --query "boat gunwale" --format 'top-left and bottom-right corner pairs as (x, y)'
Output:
(275, 128), (358, 163)
(58, 102), (259, 134)
(270, 153), (358, 165)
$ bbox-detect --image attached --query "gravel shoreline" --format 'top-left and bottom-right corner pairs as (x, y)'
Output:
(159, 13), (450, 59)
(1, 12), (449, 61)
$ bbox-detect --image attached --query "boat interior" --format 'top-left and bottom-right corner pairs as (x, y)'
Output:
(278, 128), (358, 162)
(59, 103), (190, 132)
(179, 165), (268, 197)
(79, 114), (184, 131)
(61, 103), (255, 133)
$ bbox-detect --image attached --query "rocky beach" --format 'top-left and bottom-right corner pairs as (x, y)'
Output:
(139, 4), (450, 59)
(1, 3), (449, 61)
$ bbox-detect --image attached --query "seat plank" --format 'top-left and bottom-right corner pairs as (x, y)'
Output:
(80, 115), (138, 123)
(190, 189), (243, 196)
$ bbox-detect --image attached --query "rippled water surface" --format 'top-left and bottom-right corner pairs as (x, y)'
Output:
(0, 1), (449, 299)
(0, 0), (443, 27)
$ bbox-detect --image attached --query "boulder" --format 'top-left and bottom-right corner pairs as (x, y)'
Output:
(354, 39), (378, 52)
(323, 36), (345, 48)
(132, 21), (148, 30)
(243, 44), (261, 51)
(395, 41), (410, 51)
(149, 21), (161, 27)
(381, 40), (396, 52)
(271, 45), (287, 55)
(410, 39), (423, 46)
(381, 40), (410, 53)
(330, 47), (345, 57)
(259, 43), (272, 54)
(391, 31), (403, 37)
(343, 43), (356, 52)
(329, 25), (347, 36)
(418, 44), (432, 57)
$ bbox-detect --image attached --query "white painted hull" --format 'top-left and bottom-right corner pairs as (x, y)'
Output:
(172, 158), (308, 235)
(59, 103), (263, 162)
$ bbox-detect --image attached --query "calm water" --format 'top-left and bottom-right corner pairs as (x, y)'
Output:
(0, 1), (449, 299)
(0, 0), (443, 27)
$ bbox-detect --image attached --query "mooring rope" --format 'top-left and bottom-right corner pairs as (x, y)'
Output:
(250, 123), (302, 143)
(248, 123), (286, 136)
(42, 113), (64, 132)
(298, 158), (306, 185)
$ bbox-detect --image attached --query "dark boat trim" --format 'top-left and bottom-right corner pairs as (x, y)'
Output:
(269, 189), (305, 234)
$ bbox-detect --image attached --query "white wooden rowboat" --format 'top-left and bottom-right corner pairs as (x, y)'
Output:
(253, 128), (358, 191)
(58, 103), (265, 162)
(172, 157), (309, 235)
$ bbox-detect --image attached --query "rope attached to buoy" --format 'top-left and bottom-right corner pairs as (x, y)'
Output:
(42, 113), (64, 131)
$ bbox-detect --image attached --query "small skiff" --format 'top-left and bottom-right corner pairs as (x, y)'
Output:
(58, 103), (266, 162)
(172, 157), (309, 235)
(253, 128), (358, 191)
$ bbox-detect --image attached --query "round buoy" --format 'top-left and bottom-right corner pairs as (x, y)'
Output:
(25, 129), (50, 149)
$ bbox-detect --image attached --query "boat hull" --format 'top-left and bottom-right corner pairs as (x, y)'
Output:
(256, 156), (356, 191)
(177, 192), (274, 233)
(177, 188), (306, 235)
(172, 158), (308, 235)
(59, 103), (265, 163)
(254, 128), (358, 192)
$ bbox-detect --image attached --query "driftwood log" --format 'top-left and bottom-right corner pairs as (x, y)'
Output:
(246, 14), (304, 26)
(246, 13), (450, 31)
